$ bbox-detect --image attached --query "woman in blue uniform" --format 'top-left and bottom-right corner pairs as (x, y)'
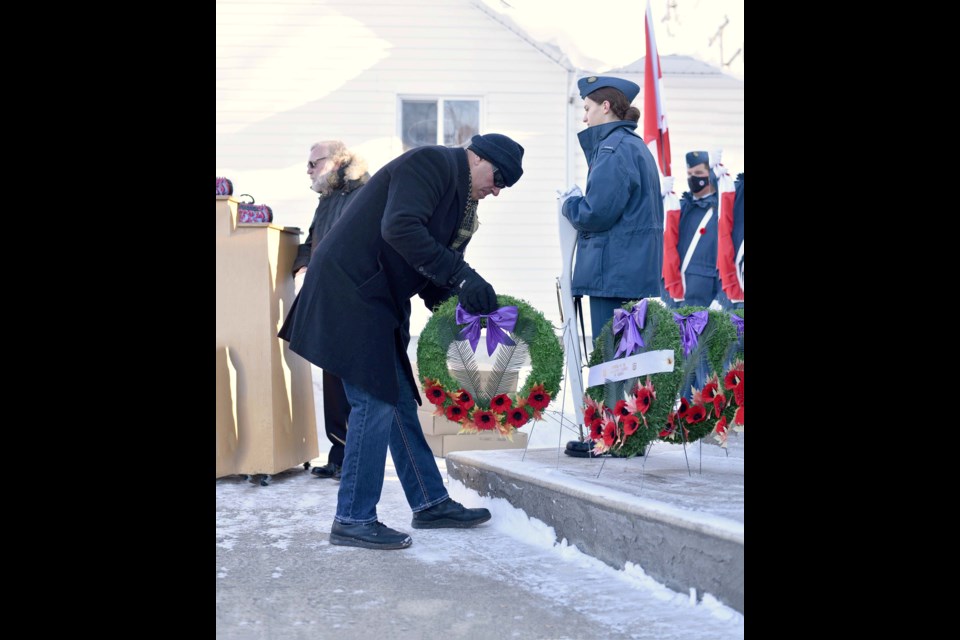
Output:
(561, 75), (664, 346)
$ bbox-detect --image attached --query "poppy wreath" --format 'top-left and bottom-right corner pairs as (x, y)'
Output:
(665, 357), (744, 449)
(417, 294), (563, 437)
(728, 308), (744, 363)
(584, 299), (683, 458)
(658, 306), (741, 444)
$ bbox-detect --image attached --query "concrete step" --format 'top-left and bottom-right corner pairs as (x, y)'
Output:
(446, 442), (744, 613)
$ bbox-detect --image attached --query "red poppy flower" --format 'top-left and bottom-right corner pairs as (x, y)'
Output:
(473, 410), (497, 431)
(584, 405), (597, 425)
(506, 406), (530, 428)
(602, 420), (618, 446)
(622, 414), (640, 436)
(445, 404), (467, 422)
(638, 377), (657, 400)
(733, 405), (743, 427)
(701, 381), (718, 403)
(734, 380), (743, 406)
(634, 387), (653, 415)
(699, 227), (706, 234)
(424, 379), (447, 405)
(677, 397), (690, 419)
(589, 417), (604, 441)
(526, 383), (551, 410)
(685, 405), (707, 424)
(724, 369), (743, 391)
(660, 413), (678, 438)
(614, 399), (632, 417)
(715, 415), (728, 435)
(712, 393), (727, 417)
(452, 389), (475, 410)
(490, 394), (513, 414)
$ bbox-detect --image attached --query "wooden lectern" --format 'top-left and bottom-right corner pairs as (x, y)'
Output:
(216, 196), (318, 480)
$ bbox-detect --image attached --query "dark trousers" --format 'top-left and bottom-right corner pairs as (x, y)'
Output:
(717, 289), (744, 311)
(322, 370), (350, 466)
(588, 296), (630, 348)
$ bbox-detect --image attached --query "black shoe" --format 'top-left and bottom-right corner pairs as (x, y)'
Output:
(311, 462), (341, 479)
(564, 440), (594, 458)
(333, 466), (341, 481)
(329, 520), (412, 550)
(411, 498), (491, 529)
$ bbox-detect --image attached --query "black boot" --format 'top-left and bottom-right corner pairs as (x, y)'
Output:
(329, 520), (412, 550)
(564, 440), (594, 458)
(311, 462), (341, 479)
(411, 498), (491, 529)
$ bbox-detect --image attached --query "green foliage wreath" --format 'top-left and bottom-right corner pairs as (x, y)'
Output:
(658, 306), (737, 442)
(585, 299), (683, 458)
(416, 294), (563, 434)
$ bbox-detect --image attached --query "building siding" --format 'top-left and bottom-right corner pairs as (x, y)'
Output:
(217, 0), (743, 339)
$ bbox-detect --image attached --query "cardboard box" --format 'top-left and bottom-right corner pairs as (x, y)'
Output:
(418, 407), (464, 436)
(425, 431), (529, 458)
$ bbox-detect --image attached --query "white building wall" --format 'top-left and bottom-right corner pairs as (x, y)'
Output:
(217, 3), (744, 341)
(217, 0), (570, 335)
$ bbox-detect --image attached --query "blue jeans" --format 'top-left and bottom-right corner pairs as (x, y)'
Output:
(335, 357), (449, 525)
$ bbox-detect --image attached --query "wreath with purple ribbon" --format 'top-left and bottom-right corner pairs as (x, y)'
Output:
(584, 299), (683, 457)
(416, 294), (563, 435)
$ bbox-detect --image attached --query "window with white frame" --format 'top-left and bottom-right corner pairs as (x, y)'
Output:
(400, 98), (480, 151)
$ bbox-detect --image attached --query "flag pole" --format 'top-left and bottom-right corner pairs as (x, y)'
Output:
(643, 0), (671, 178)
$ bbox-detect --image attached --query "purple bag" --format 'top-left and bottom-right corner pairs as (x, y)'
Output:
(216, 177), (233, 196)
(237, 194), (273, 224)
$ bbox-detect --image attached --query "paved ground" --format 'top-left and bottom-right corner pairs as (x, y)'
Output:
(217, 443), (744, 639)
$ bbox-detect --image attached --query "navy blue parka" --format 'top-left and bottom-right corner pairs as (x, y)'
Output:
(561, 120), (664, 299)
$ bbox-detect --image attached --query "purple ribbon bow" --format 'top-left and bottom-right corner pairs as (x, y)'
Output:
(730, 313), (744, 338)
(673, 310), (709, 357)
(455, 304), (518, 355)
(612, 300), (648, 358)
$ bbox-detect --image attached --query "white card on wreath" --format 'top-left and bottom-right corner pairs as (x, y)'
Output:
(586, 350), (676, 387)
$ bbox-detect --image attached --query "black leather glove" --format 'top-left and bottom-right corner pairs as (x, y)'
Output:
(452, 263), (498, 315)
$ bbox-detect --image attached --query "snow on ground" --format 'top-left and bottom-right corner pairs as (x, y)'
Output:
(222, 339), (744, 638)
(218, 447), (743, 639)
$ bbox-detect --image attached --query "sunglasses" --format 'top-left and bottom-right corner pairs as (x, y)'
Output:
(492, 166), (506, 189)
(307, 157), (328, 170)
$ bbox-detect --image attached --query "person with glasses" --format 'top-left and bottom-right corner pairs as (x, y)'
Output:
(291, 141), (371, 482)
(559, 75), (665, 347)
(279, 133), (524, 550)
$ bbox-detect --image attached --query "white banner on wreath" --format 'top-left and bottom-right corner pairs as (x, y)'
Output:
(586, 350), (676, 387)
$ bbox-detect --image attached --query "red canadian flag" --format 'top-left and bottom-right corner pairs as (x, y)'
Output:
(643, 0), (671, 177)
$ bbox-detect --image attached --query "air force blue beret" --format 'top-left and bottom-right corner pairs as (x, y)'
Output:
(686, 151), (710, 168)
(577, 75), (640, 102)
(686, 150), (718, 187)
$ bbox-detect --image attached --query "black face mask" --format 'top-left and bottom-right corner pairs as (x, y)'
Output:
(688, 175), (710, 193)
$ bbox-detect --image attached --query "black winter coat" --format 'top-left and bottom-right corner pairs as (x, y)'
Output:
(291, 174), (370, 275)
(278, 145), (473, 404)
